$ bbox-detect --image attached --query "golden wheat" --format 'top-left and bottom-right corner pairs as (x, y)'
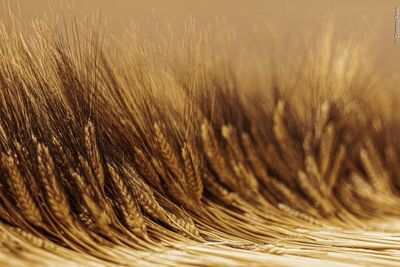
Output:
(0, 16), (399, 267)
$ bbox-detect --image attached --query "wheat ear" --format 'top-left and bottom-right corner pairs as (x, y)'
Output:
(201, 120), (237, 189)
(273, 99), (301, 168)
(181, 143), (203, 203)
(1, 153), (43, 227)
(326, 144), (346, 194)
(319, 123), (335, 178)
(221, 125), (245, 164)
(84, 121), (105, 189)
(298, 171), (333, 216)
(360, 138), (391, 192)
(154, 123), (188, 190)
(134, 147), (162, 191)
(37, 144), (73, 226)
(107, 164), (147, 237)
(241, 133), (270, 184)
(123, 164), (169, 222)
(13, 142), (41, 196)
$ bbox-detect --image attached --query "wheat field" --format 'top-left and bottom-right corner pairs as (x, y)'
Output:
(0, 16), (400, 266)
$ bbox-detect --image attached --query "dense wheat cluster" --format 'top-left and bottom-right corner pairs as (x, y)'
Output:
(0, 18), (400, 266)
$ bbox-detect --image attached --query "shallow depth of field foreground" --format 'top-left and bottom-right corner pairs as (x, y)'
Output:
(1, 18), (400, 266)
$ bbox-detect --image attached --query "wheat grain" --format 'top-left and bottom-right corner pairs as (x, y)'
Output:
(13, 142), (41, 196)
(78, 154), (103, 198)
(167, 212), (200, 237)
(319, 122), (335, 177)
(85, 121), (105, 190)
(0, 203), (12, 225)
(202, 170), (237, 204)
(70, 170), (112, 233)
(201, 120), (237, 190)
(154, 123), (188, 190)
(267, 178), (309, 211)
(385, 146), (400, 187)
(181, 143), (203, 203)
(315, 101), (330, 140)
(123, 164), (169, 222)
(362, 138), (391, 192)
(107, 164), (147, 237)
(1, 153), (43, 227)
(221, 125), (245, 164)
(326, 145), (346, 194)
(273, 100), (302, 169)
(134, 147), (162, 191)
(0, 123), (7, 145)
(52, 137), (73, 167)
(298, 171), (333, 216)
(13, 227), (61, 252)
(277, 203), (317, 224)
(305, 155), (322, 186)
(232, 162), (259, 202)
(37, 144), (73, 226)
(264, 144), (295, 187)
(241, 133), (270, 184)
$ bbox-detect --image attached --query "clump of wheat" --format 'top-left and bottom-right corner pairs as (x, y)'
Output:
(0, 16), (399, 267)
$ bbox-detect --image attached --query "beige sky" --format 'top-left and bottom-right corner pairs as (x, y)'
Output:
(1, 0), (399, 71)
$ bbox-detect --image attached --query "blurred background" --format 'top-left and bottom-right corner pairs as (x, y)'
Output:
(1, 0), (399, 72)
